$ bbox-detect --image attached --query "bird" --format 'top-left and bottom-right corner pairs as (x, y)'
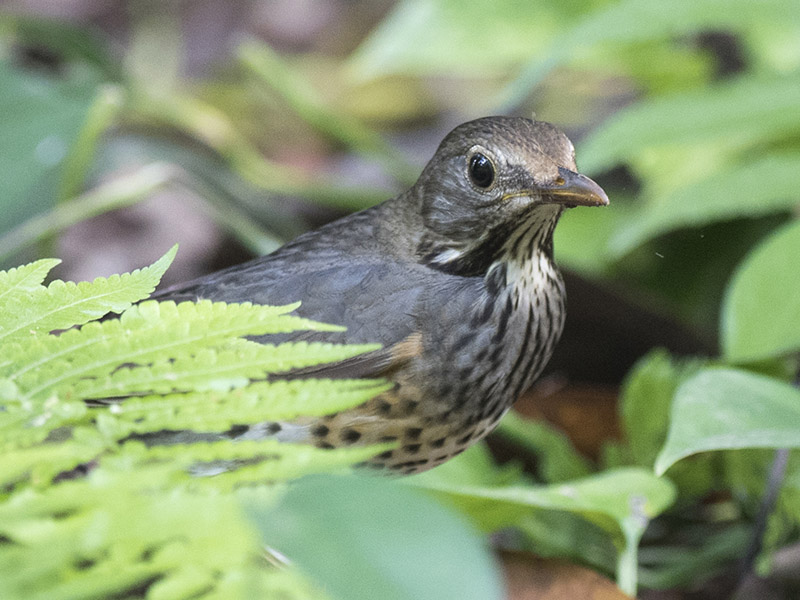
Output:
(154, 116), (609, 474)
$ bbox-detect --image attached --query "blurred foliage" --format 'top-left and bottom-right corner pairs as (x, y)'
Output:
(1, 0), (800, 597)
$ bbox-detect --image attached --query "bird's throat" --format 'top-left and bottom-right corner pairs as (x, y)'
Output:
(419, 205), (562, 280)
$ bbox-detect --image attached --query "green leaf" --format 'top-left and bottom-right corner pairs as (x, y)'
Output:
(3, 297), (335, 406)
(249, 474), (504, 600)
(0, 258), (61, 297)
(0, 245), (176, 344)
(107, 379), (390, 437)
(239, 42), (415, 184)
(347, 0), (564, 80)
(67, 339), (379, 399)
(553, 192), (633, 275)
(115, 440), (389, 491)
(0, 163), (178, 264)
(0, 438), (98, 490)
(499, 0), (800, 108)
(496, 411), (592, 483)
(721, 220), (800, 363)
(611, 153), (800, 254)
(616, 351), (720, 500)
(413, 466), (675, 537)
(578, 74), (800, 175)
(0, 61), (99, 236)
(413, 467), (675, 595)
(0, 251), (422, 599)
(655, 368), (800, 475)
(620, 350), (706, 468)
(0, 472), (276, 600)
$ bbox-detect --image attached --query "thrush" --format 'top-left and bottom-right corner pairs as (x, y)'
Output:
(155, 116), (608, 474)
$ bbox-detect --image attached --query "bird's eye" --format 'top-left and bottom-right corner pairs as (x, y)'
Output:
(468, 153), (495, 188)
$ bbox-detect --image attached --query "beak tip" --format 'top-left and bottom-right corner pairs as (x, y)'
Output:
(551, 167), (609, 208)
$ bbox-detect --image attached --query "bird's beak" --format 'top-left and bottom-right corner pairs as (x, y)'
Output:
(540, 167), (609, 208)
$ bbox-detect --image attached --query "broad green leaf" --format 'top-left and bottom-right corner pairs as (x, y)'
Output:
(0, 245), (176, 344)
(347, 0), (566, 79)
(616, 351), (720, 500)
(611, 153), (800, 255)
(0, 163), (178, 264)
(578, 74), (800, 175)
(0, 61), (99, 236)
(554, 193), (633, 275)
(721, 219), (800, 363)
(499, 0), (800, 107)
(249, 474), (504, 600)
(412, 467), (675, 539)
(497, 411), (592, 483)
(620, 350), (706, 468)
(655, 368), (800, 475)
(412, 467), (675, 595)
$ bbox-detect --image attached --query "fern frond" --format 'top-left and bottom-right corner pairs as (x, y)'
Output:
(0, 258), (61, 298)
(6, 299), (344, 405)
(0, 438), (101, 491)
(69, 339), (380, 399)
(0, 473), (268, 600)
(0, 408), (50, 452)
(0, 246), (177, 344)
(105, 379), (390, 436)
(0, 401), (89, 452)
(0, 250), (393, 600)
(120, 438), (389, 490)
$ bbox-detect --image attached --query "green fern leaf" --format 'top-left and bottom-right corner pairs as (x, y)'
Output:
(0, 251), (393, 600)
(105, 378), (390, 436)
(0, 258), (61, 298)
(6, 299), (343, 405)
(0, 397), (90, 451)
(122, 438), (389, 490)
(0, 438), (101, 490)
(0, 245), (177, 344)
(69, 338), (379, 399)
(0, 407), (53, 452)
(0, 473), (272, 600)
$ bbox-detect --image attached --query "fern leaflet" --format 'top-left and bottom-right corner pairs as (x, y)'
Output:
(0, 246), (177, 344)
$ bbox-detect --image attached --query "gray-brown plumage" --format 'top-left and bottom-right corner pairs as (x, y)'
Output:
(155, 116), (608, 474)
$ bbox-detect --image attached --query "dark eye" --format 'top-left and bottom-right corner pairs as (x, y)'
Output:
(468, 153), (495, 188)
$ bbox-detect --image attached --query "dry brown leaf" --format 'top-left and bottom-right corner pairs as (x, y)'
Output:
(514, 381), (620, 460)
(501, 551), (633, 600)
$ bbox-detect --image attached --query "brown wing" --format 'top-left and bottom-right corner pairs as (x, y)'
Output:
(282, 332), (423, 380)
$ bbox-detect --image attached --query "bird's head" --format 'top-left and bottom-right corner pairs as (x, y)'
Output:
(414, 116), (608, 276)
